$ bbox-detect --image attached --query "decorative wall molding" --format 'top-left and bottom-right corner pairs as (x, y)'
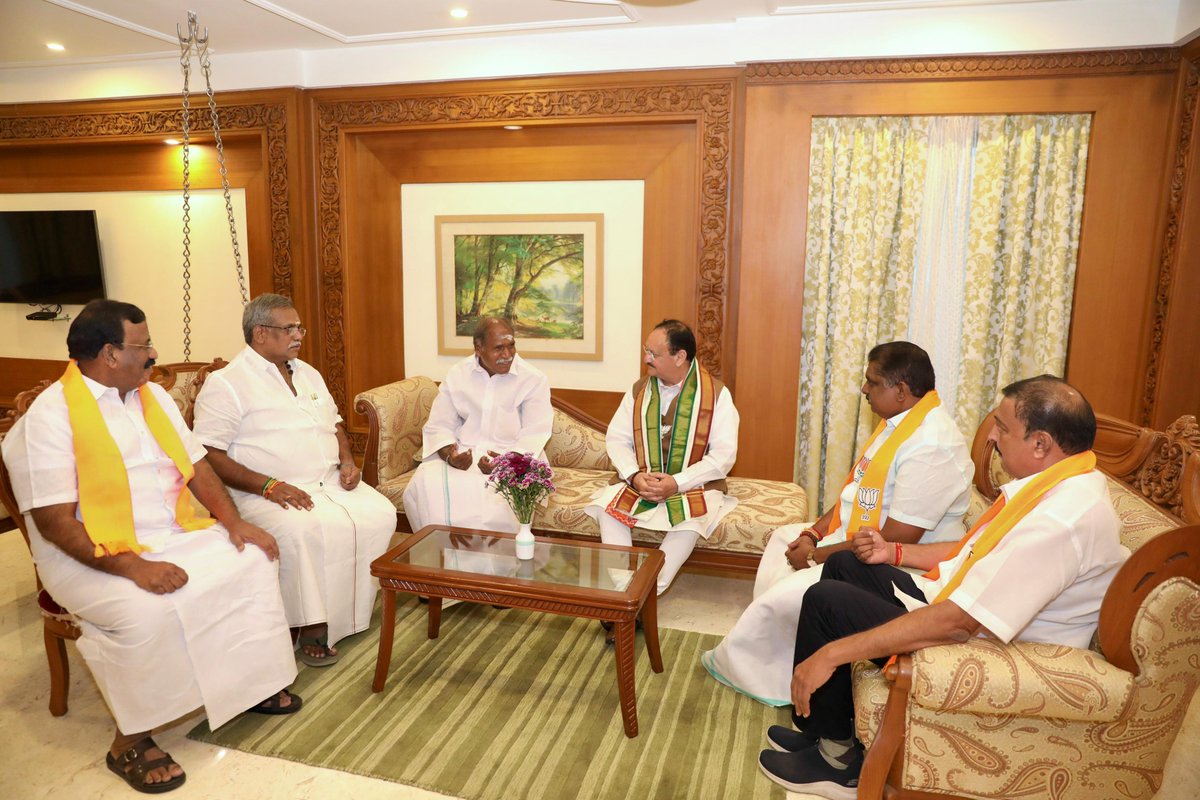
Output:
(1142, 57), (1200, 424)
(313, 80), (735, 414)
(745, 48), (1180, 83)
(0, 103), (294, 297)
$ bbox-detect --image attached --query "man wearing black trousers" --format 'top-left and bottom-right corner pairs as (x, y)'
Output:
(757, 375), (1126, 799)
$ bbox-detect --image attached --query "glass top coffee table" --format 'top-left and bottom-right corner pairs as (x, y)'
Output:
(370, 525), (665, 738)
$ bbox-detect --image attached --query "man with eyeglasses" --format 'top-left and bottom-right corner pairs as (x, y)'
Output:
(193, 293), (395, 669)
(1, 299), (301, 793)
(585, 319), (740, 597)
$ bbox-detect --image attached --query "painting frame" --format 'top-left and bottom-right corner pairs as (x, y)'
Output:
(434, 213), (604, 360)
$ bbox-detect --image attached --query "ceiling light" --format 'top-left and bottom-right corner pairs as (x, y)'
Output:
(503, 125), (523, 131)
(46, 43), (65, 52)
(164, 138), (181, 145)
(450, 8), (468, 19)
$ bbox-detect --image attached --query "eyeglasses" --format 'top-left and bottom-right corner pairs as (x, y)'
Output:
(643, 347), (670, 361)
(117, 341), (155, 350)
(260, 324), (307, 337)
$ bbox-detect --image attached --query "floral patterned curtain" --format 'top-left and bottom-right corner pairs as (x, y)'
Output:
(795, 114), (1091, 513)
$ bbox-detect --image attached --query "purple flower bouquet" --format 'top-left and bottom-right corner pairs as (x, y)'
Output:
(486, 451), (556, 524)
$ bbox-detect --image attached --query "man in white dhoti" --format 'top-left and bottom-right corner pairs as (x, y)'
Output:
(402, 317), (553, 533)
(1, 300), (300, 794)
(193, 294), (396, 668)
(585, 319), (740, 597)
(701, 341), (973, 705)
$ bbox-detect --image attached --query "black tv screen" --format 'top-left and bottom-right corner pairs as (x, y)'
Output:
(0, 210), (107, 305)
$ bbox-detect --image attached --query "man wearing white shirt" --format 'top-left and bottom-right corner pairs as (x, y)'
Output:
(757, 375), (1125, 797)
(402, 317), (553, 533)
(703, 342), (973, 705)
(2, 300), (300, 794)
(585, 319), (740, 596)
(193, 294), (396, 668)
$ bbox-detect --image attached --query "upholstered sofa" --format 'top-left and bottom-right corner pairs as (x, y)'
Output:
(354, 375), (809, 571)
(852, 412), (1200, 800)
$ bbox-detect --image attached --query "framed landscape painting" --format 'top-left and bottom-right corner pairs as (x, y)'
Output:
(434, 213), (604, 360)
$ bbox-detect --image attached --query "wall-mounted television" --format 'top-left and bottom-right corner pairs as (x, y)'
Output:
(0, 210), (107, 305)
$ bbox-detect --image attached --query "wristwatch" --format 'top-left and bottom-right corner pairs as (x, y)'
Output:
(806, 551), (818, 567)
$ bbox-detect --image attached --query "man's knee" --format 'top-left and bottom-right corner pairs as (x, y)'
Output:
(821, 549), (861, 579)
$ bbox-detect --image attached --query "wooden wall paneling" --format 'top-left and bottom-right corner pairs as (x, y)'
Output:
(0, 89), (307, 401)
(308, 70), (738, 453)
(1152, 54), (1200, 424)
(735, 53), (1180, 481)
(0, 358), (66, 408)
(550, 388), (622, 425)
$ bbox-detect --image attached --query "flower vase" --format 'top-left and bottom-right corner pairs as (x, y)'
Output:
(515, 521), (535, 560)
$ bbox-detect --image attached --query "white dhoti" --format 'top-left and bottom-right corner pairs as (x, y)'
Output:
(402, 459), (522, 534)
(585, 484), (737, 595)
(34, 524), (298, 732)
(234, 472), (396, 646)
(701, 522), (839, 705)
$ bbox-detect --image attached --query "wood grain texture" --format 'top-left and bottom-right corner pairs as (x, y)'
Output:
(735, 62), (1180, 481)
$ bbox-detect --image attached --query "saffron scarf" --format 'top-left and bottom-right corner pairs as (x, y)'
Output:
(606, 359), (717, 526)
(61, 360), (213, 557)
(826, 390), (942, 537)
(924, 449), (1097, 601)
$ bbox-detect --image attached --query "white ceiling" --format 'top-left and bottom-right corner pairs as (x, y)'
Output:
(2, 0), (1193, 68)
(0, 1), (1196, 103)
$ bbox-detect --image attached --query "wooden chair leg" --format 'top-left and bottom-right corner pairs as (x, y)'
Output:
(44, 626), (70, 717)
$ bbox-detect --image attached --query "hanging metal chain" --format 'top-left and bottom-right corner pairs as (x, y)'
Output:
(177, 12), (249, 362)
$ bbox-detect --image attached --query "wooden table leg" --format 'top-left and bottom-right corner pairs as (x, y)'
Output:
(427, 597), (442, 639)
(614, 619), (639, 738)
(372, 588), (397, 692)
(641, 592), (663, 674)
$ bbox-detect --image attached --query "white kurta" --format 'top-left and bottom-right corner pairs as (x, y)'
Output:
(584, 378), (740, 538)
(1, 377), (297, 732)
(192, 346), (396, 646)
(402, 354), (553, 534)
(703, 402), (974, 705)
(918, 469), (1125, 649)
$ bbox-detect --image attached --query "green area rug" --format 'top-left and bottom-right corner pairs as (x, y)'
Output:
(189, 597), (789, 799)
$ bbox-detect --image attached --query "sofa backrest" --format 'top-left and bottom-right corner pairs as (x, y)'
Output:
(545, 406), (612, 471)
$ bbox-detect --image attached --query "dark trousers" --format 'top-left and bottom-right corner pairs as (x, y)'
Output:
(791, 550), (926, 739)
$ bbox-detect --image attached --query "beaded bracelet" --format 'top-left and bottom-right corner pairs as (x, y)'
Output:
(893, 542), (904, 567)
(262, 477), (280, 497)
(799, 529), (821, 547)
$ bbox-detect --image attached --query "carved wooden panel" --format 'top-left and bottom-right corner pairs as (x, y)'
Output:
(0, 103), (294, 297)
(746, 48), (1180, 83)
(313, 78), (736, 415)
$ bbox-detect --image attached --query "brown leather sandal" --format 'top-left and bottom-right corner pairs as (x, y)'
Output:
(105, 736), (186, 794)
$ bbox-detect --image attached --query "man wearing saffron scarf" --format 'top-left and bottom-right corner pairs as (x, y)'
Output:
(757, 376), (1126, 798)
(585, 319), (740, 596)
(1, 300), (301, 795)
(703, 341), (973, 705)
(193, 293), (396, 668)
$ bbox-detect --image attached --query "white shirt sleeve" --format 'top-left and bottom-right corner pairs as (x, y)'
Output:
(191, 372), (245, 453)
(422, 374), (467, 459)
(673, 386), (739, 492)
(605, 391), (639, 481)
(145, 382), (208, 464)
(887, 445), (971, 529)
(515, 370), (553, 456)
(4, 396), (78, 512)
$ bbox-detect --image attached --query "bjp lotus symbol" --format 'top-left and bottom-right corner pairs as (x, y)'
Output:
(857, 486), (880, 520)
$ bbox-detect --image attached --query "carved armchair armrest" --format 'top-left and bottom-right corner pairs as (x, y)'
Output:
(905, 636), (1133, 723)
(354, 376), (438, 487)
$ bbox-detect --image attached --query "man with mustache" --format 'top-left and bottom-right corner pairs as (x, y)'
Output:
(192, 293), (395, 668)
(2, 299), (301, 794)
(402, 316), (553, 533)
(757, 376), (1125, 798)
(585, 319), (740, 596)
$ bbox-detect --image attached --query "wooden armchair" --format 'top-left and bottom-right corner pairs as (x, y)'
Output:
(854, 414), (1200, 800)
(0, 358), (224, 716)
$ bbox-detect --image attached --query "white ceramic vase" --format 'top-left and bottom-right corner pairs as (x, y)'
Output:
(515, 521), (535, 560)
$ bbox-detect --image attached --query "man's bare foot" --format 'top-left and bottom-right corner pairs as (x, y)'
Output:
(249, 688), (304, 715)
(296, 624), (340, 666)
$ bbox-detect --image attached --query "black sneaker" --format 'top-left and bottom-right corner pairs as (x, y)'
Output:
(766, 725), (819, 752)
(758, 742), (863, 800)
